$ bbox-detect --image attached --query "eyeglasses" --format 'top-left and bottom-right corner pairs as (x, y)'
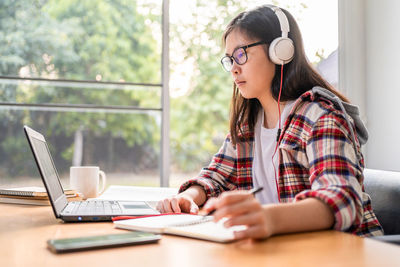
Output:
(220, 41), (267, 72)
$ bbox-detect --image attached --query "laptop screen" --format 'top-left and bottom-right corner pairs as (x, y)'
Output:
(24, 126), (68, 217)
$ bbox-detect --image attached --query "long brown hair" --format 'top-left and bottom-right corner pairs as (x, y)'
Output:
(223, 5), (348, 145)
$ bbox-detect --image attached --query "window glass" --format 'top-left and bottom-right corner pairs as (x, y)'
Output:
(0, 0), (162, 83)
(0, 0), (162, 189)
(0, 108), (160, 188)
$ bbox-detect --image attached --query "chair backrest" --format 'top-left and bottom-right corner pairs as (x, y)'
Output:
(363, 168), (400, 235)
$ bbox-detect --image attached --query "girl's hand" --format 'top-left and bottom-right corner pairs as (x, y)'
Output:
(202, 190), (274, 240)
(156, 193), (199, 214)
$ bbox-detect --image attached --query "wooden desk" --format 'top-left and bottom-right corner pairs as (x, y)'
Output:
(1, 204), (399, 267)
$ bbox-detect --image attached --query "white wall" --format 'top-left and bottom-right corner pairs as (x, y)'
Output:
(365, 0), (400, 171)
(339, 0), (400, 171)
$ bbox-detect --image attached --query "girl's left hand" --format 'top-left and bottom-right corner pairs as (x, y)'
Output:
(201, 190), (274, 240)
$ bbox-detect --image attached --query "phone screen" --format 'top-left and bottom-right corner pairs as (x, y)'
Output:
(47, 232), (161, 253)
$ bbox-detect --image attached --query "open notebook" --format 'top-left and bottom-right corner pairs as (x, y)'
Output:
(113, 214), (247, 243)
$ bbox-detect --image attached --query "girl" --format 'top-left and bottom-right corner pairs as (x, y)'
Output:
(157, 5), (383, 239)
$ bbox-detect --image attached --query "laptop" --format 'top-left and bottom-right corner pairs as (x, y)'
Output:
(24, 125), (159, 222)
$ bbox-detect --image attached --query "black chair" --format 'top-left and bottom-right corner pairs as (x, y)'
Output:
(363, 168), (400, 244)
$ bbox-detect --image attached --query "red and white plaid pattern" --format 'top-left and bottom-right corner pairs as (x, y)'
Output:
(180, 90), (383, 237)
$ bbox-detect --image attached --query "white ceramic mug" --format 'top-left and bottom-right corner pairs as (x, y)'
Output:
(70, 166), (106, 199)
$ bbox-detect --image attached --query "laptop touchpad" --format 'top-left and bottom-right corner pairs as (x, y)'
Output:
(119, 201), (159, 215)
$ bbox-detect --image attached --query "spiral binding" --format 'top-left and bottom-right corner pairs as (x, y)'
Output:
(0, 190), (34, 197)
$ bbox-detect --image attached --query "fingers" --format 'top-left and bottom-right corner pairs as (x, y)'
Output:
(234, 224), (271, 240)
(156, 198), (177, 213)
(156, 195), (199, 214)
(221, 209), (272, 240)
(213, 197), (261, 221)
(202, 197), (218, 213)
(203, 191), (258, 220)
(162, 198), (174, 213)
(201, 190), (273, 240)
(224, 209), (264, 228)
(156, 200), (164, 212)
(202, 191), (250, 213)
(179, 197), (199, 214)
(189, 203), (199, 214)
(170, 198), (181, 213)
(158, 189), (272, 240)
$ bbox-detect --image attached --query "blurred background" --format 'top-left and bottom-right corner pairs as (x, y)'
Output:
(1, 0), (397, 190)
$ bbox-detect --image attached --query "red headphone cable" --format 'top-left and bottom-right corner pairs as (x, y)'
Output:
(272, 64), (284, 202)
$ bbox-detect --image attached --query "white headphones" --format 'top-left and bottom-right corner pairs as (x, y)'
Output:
(267, 5), (295, 65)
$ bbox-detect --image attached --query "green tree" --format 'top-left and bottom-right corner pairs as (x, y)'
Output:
(0, 0), (79, 175)
(0, 0), (162, 177)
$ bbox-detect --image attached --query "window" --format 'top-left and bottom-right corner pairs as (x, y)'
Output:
(0, 0), (164, 188)
(0, 0), (338, 189)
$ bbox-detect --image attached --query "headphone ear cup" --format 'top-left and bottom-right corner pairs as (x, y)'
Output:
(268, 37), (295, 65)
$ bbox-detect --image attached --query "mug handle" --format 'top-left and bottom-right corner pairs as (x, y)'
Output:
(98, 170), (107, 195)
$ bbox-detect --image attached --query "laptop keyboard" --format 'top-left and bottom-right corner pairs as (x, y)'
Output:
(63, 200), (122, 215)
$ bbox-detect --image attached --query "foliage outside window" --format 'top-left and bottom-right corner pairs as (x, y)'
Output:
(0, 0), (163, 187)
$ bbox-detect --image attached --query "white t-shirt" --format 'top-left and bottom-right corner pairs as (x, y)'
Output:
(253, 101), (296, 205)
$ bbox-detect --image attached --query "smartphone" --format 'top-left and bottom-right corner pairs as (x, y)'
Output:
(47, 232), (161, 253)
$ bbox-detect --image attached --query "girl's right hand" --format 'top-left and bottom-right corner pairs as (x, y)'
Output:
(156, 193), (199, 214)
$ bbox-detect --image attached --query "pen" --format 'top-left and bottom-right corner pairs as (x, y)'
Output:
(248, 187), (264, 195)
(202, 187), (264, 216)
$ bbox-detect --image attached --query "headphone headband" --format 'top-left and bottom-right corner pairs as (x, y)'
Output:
(267, 5), (290, 38)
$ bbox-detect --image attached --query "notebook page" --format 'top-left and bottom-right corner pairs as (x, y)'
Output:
(114, 215), (246, 243)
(115, 214), (209, 227)
(168, 218), (247, 243)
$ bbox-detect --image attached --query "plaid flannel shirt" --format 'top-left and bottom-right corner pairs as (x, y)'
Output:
(180, 89), (383, 237)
